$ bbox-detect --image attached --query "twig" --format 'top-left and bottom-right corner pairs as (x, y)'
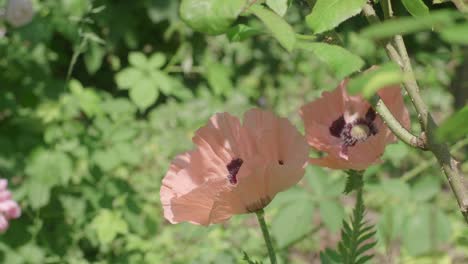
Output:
(362, 2), (468, 223)
(373, 97), (426, 149)
(402, 137), (468, 181)
(451, 0), (468, 12)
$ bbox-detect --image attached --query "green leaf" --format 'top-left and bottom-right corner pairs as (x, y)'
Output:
(360, 10), (459, 40)
(151, 71), (174, 95)
(412, 176), (441, 202)
(272, 199), (314, 248)
(402, 206), (451, 256)
(149, 53), (167, 69)
(402, 0), (429, 17)
(128, 52), (148, 68)
(250, 4), (296, 52)
(129, 79), (159, 110)
(436, 105), (468, 142)
(179, 0), (245, 35)
(347, 62), (404, 99)
(84, 41), (105, 74)
(306, 0), (367, 34)
(297, 41), (364, 78)
(227, 24), (262, 42)
(91, 209), (128, 245)
(319, 200), (345, 232)
(115, 68), (145, 90)
(439, 23), (468, 45)
(206, 63), (233, 96)
(266, 0), (291, 16)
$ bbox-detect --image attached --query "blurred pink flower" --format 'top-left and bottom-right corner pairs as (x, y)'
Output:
(300, 80), (410, 170)
(0, 179), (21, 233)
(160, 109), (308, 225)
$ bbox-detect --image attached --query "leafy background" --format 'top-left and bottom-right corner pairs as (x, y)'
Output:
(0, 0), (467, 263)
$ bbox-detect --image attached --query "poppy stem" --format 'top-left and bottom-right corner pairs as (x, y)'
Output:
(255, 209), (277, 264)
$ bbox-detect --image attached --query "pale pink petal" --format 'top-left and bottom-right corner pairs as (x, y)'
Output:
(193, 112), (253, 163)
(0, 190), (12, 202)
(243, 109), (309, 167)
(0, 179), (7, 191)
(162, 178), (229, 226)
(300, 81), (347, 129)
(0, 215), (8, 233)
(266, 164), (306, 197)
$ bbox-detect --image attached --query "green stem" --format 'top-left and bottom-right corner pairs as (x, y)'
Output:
(373, 96), (426, 149)
(255, 209), (277, 264)
(363, 1), (468, 223)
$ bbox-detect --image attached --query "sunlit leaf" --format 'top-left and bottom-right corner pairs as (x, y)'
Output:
(347, 62), (404, 99)
(297, 41), (364, 78)
(266, 0), (291, 16)
(306, 0), (367, 34)
(129, 79), (159, 110)
(439, 23), (468, 45)
(402, 0), (429, 17)
(91, 209), (128, 245)
(179, 0), (245, 35)
(250, 4), (296, 52)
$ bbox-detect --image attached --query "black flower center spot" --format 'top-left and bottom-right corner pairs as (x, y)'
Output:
(227, 158), (243, 185)
(328, 107), (379, 150)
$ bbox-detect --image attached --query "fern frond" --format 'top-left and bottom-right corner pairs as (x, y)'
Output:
(242, 251), (263, 264)
(321, 188), (376, 264)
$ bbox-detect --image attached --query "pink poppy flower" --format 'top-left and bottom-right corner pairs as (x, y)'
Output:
(160, 108), (309, 226)
(300, 80), (410, 170)
(0, 179), (21, 233)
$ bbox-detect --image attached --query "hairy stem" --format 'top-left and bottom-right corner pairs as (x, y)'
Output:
(256, 209), (277, 264)
(363, 2), (468, 222)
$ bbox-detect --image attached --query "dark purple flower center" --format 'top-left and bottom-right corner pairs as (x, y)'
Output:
(227, 158), (243, 184)
(329, 108), (378, 155)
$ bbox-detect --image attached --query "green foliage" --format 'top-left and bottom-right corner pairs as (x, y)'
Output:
(306, 0), (367, 34)
(347, 62), (403, 98)
(436, 105), (468, 142)
(321, 190), (376, 264)
(360, 10), (461, 40)
(115, 52), (191, 110)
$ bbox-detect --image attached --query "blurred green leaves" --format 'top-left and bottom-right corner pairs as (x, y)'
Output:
(436, 105), (468, 142)
(179, 0), (245, 35)
(115, 52), (190, 110)
(91, 209), (129, 245)
(360, 10), (461, 40)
